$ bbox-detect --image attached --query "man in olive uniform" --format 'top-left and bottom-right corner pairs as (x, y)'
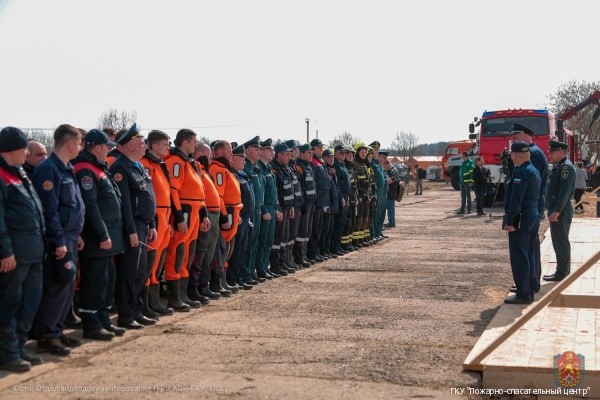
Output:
(242, 136), (266, 283)
(502, 142), (540, 304)
(109, 124), (157, 329)
(543, 140), (576, 282)
(256, 139), (282, 279)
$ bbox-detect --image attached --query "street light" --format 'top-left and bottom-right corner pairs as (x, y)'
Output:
(305, 118), (310, 143)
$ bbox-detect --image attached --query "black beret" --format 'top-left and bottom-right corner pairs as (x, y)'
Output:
(511, 123), (534, 136)
(0, 126), (28, 153)
(259, 138), (273, 149)
(85, 129), (116, 147)
(549, 140), (568, 151)
(369, 141), (381, 148)
(310, 138), (323, 148)
(51, 251), (77, 284)
(510, 141), (530, 153)
(274, 142), (289, 154)
(298, 143), (312, 153)
(243, 136), (261, 149)
(117, 123), (143, 145)
(232, 144), (246, 156)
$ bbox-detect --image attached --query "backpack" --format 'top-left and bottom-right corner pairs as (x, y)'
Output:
(396, 182), (405, 202)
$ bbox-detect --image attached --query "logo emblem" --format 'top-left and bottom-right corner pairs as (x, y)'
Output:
(554, 351), (584, 389)
(81, 176), (93, 190)
(42, 180), (54, 191)
(113, 173), (123, 182)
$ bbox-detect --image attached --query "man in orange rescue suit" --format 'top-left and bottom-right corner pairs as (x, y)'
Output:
(209, 140), (242, 291)
(139, 130), (176, 317)
(164, 129), (210, 310)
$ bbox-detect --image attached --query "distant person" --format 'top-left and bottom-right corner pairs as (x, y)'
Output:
(502, 142), (540, 304)
(414, 164), (424, 195)
(473, 157), (491, 216)
(573, 162), (587, 214)
(384, 160), (400, 227)
(457, 151), (474, 214)
(23, 140), (48, 179)
(543, 141), (576, 282)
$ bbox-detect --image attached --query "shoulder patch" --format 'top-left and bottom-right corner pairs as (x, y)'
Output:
(513, 178), (521, 185)
(561, 170), (569, 180)
(173, 163), (181, 178)
(81, 176), (93, 190)
(113, 173), (123, 182)
(216, 172), (223, 186)
(42, 180), (54, 191)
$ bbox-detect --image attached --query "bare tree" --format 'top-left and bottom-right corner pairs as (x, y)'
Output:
(328, 131), (361, 148)
(391, 130), (419, 166)
(24, 128), (54, 151)
(197, 135), (212, 145)
(547, 80), (600, 157)
(97, 108), (138, 131)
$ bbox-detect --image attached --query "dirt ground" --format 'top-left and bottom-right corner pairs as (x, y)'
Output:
(0, 183), (560, 400)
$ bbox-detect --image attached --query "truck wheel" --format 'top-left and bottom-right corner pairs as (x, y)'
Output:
(451, 170), (460, 191)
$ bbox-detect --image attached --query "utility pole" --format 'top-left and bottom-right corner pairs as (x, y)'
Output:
(305, 118), (310, 143)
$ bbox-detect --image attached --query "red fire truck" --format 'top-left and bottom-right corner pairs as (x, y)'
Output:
(441, 139), (476, 189)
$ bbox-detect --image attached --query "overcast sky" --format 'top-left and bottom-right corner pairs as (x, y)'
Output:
(1, 0), (598, 148)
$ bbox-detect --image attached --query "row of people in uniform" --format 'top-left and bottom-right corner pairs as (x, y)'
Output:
(0, 123), (397, 373)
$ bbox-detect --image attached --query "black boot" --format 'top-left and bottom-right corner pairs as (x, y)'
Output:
(293, 243), (310, 268)
(200, 286), (221, 299)
(269, 253), (287, 276)
(220, 275), (239, 293)
(181, 278), (203, 307)
(64, 301), (82, 329)
(209, 271), (231, 297)
(285, 245), (299, 270)
(302, 242), (315, 265)
(140, 285), (160, 319)
(166, 280), (191, 312)
(148, 284), (174, 316)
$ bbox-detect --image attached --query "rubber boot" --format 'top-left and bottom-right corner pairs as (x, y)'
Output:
(209, 271), (231, 297)
(220, 275), (239, 293)
(303, 242), (315, 265)
(140, 285), (160, 319)
(270, 251), (287, 276)
(286, 244), (300, 270)
(64, 301), (82, 329)
(293, 243), (310, 268)
(148, 284), (174, 316)
(181, 278), (203, 307)
(166, 280), (191, 312)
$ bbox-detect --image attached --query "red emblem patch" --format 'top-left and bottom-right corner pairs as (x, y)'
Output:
(42, 180), (54, 191)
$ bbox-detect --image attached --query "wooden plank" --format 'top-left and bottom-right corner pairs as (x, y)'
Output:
(463, 248), (600, 371)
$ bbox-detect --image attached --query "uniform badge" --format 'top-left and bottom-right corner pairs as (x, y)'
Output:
(173, 163), (181, 178)
(42, 180), (54, 191)
(81, 176), (93, 190)
(216, 173), (223, 186)
(113, 173), (123, 182)
(513, 178), (521, 185)
(144, 167), (150, 175)
(554, 351), (584, 389)
(141, 182), (147, 190)
(561, 169), (569, 180)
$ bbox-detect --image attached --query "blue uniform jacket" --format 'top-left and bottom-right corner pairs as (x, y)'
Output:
(334, 159), (350, 202)
(32, 153), (84, 248)
(503, 160), (540, 227)
(546, 157), (576, 215)
(529, 143), (548, 216)
(235, 169), (255, 221)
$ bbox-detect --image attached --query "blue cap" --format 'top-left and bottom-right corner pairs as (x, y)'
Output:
(369, 141), (381, 148)
(298, 143), (312, 153)
(549, 140), (568, 150)
(310, 138), (323, 148)
(510, 141), (530, 153)
(334, 144), (345, 152)
(322, 148), (334, 157)
(117, 123), (142, 145)
(285, 140), (299, 149)
(379, 150), (389, 157)
(511, 123), (534, 136)
(85, 129), (116, 147)
(274, 142), (289, 154)
(0, 126), (28, 152)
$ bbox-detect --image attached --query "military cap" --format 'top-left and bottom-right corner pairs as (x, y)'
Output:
(322, 148), (334, 157)
(230, 142), (238, 149)
(232, 143), (246, 156)
(549, 140), (568, 151)
(285, 139), (299, 149)
(344, 144), (355, 153)
(298, 143), (312, 153)
(259, 138), (273, 149)
(274, 142), (289, 154)
(354, 142), (367, 152)
(367, 146), (374, 154)
(310, 138), (323, 148)
(117, 123), (143, 145)
(510, 141), (530, 153)
(243, 136), (261, 149)
(85, 129), (116, 148)
(379, 150), (389, 157)
(334, 144), (346, 152)
(51, 251), (77, 284)
(511, 123), (534, 136)
(369, 141), (381, 148)
(0, 126), (28, 153)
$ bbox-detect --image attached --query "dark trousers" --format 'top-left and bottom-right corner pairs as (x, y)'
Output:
(228, 219), (252, 285)
(0, 261), (42, 364)
(115, 220), (149, 325)
(307, 206), (323, 258)
(297, 202), (315, 244)
(78, 256), (112, 333)
(342, 203), (356, 246)
(31, 237), (78, 339)
(508, 216), (539, 302)
(319, 212), (334, 253)
(190, 212), (220, 289)
(271, 208), (290, 265)
(550, 208), (573, 278)
(475, 187), (485, 214)
(574, 188), (585, 210)
(243, 208), (262, 281)
(257, 205), (276, 274)
(288, 205), (301, 247)
(331, 204), (348, 252)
